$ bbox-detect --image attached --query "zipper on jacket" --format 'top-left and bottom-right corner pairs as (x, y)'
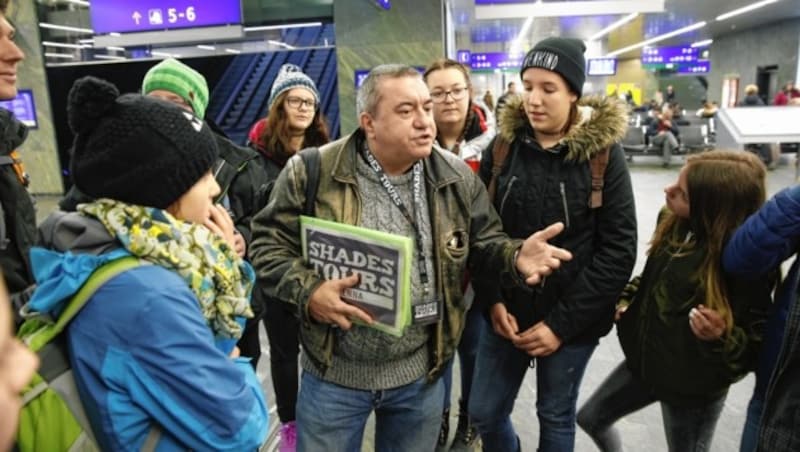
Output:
(559, 182), (570, 228)
(499, 176), (518, 216)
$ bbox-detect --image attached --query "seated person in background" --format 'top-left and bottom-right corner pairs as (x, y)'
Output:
(648, 109), (680, 167)
(739, 85), (772, 166)
(773, 82), (799, 105)
(670, 103), (691, 126)
(741, 84), (765, 107)
(696, 100), (718, 118)
(642, 104), (661, 129)
(26, 76), (268, 451)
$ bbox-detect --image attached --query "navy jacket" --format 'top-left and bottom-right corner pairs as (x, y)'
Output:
(723, 185), (800, 452)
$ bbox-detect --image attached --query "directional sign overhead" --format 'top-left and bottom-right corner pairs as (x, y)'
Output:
(89, 0), (242, 35)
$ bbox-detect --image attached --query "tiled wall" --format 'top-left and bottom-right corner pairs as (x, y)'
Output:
(333, 0), (444, 133)
(11, 0), (63, 195)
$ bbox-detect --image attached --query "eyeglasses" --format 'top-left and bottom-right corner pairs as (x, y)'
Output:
(430, 86), (469, 103)
(286, 97), (317, 110)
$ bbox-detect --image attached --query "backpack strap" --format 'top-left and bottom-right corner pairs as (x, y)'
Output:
(588, 146), (611, 209)
(1, 150), (30, 186)
(299, 147), (321, 216)
(23, 256), (144, 353)
(471, 103), (488, 133)
(487, 137), (510, 201)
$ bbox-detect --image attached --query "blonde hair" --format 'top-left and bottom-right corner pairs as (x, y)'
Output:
(745, 84), (759, 96)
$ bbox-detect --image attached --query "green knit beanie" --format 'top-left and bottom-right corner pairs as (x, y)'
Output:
(142, 58), (209, 119)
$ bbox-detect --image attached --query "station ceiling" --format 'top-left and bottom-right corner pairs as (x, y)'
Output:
(33, 0), (800, 63)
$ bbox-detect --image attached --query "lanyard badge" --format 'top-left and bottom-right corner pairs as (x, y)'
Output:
(361, 145), (440, 325)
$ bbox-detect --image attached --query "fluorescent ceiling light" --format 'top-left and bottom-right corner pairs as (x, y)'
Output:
(78, 38), (94, 44)
(716, 0), (781, 21)
(267, 40), (295, 49)
(196, 45), (216, 51)
(67, 0), (90, 6)
(106, 46), (125, 51)
(109, 32), (121, 37)
(691, 39), (713, 47)
(151, 51), (176, 58)
(510, 15), (535, 55)
(606, 21), (706, 57)
(95, 54), (126, 60)
(476, 0), (664, 20)
(45, 53), (75, 59)
(224, 48), (241, 54)
(244, 21), (322, 32)
(39, 22), (93, 34)
(42, 40), (89, 49)
(589, 13), (638, 41)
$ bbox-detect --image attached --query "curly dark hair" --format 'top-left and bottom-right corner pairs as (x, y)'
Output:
(0, 0), (8, 15)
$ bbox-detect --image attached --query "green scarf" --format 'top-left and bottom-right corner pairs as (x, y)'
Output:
(80, 198), (254, 339)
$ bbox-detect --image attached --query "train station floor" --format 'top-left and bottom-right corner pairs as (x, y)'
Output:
(34, 152), (798, 452)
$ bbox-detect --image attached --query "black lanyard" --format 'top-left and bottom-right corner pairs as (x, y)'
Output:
(361, 145), (431, 296)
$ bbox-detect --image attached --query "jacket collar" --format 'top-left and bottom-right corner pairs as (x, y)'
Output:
(497, 94), (629, 162)
(329, 129), (464, 189)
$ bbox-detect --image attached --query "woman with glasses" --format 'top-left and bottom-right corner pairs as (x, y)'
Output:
(248, 63), (329, 452)
(423, 59), (495, 451)
(424, 59), (494, 173)
(468, 37), (637, 452)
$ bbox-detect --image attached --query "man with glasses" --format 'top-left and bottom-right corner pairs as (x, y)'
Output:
(249, 64), (572, 452)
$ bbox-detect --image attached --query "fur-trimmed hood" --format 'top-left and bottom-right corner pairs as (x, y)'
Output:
(497, 94), (629, 162)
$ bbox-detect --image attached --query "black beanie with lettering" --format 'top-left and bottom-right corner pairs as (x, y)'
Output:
(520, 37), (586, 97)
(67, 76), (218, 209)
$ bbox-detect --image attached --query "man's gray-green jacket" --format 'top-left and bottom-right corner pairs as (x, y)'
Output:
(249, 129), (525, 380)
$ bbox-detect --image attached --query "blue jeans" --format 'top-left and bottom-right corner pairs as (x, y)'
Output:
(296, 371), (444, 452)
(442, 304), (484, 410)
(469, 321), (596, 452)
(577, 362), (725, 452)
(740, 391), (765, 452)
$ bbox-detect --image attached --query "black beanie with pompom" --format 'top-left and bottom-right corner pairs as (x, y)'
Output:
(67, 76), (218, 209)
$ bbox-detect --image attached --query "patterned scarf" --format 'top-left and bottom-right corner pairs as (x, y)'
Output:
(79, 198), (254, 339)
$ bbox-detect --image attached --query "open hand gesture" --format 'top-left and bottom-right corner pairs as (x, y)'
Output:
(515, 222), (573, 285)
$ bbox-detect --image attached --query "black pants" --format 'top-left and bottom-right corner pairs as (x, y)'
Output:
(236, 313), (263, 369)
(264, 298), (301, 423)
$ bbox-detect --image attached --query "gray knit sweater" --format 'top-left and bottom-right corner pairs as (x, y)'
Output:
(301, 153), (436, 390)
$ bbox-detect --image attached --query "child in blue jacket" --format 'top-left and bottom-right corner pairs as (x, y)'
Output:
(26, 76), (268, 451)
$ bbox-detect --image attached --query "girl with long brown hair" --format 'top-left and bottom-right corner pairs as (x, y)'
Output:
(577, 150), (774, 452)
(247, 63), (329, 452)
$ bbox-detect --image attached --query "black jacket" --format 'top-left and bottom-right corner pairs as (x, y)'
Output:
(0, 109), (35, 296)
(741, 94), (765, 107)
(212, 134), (269, 247)
(248, 141), (296, 319)
(476, 95), (637, 343)
(618, 227), (771, 407)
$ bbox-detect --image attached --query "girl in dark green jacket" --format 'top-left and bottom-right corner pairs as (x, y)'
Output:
(577, 150), (774, 452)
